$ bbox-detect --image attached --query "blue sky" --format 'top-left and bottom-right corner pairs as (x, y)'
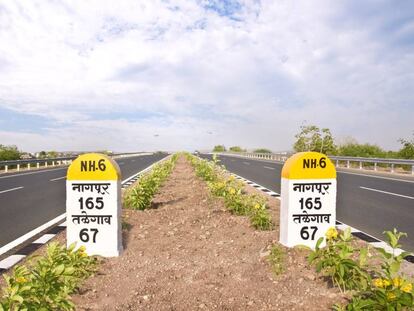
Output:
(0, 0), (413, 152)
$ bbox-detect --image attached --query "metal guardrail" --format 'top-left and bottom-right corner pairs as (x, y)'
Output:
(0, 152), (152, 173)
(214, 152), (414, 175)
(329, 156), (414, 174)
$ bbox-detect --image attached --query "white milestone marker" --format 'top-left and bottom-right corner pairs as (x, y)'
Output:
(279, 152), (337, 249)
(66, 153), (123, 257)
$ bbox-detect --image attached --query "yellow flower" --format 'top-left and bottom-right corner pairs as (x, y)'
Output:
(387, 292), (396, 300)
(401, 283), (413, 293)
(229, 188), (236, 195)
(79, 246), (86, 252)
(373, 278), (384, 288)
(382, 279), (391, 287)
(325, 227), (338, 240)
(393, 277), (403, 288)
(254, 203), (261, 210)
(15, 277), (27, 284)
(80, 252), (88, 258)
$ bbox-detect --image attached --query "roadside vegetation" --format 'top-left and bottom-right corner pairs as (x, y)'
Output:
(212, 145), (226, 152)
(293, 124), (414, 160)
(124, 154), (178, 210)
(268, 244), (286, 276)
(228, 146), (246, 152)
(0, 243), (98, 311)
(308, 228), (414, 310)
(0, 145), (21, 161)
(186, 153), (272, 230)
(253, 148), (272, 153)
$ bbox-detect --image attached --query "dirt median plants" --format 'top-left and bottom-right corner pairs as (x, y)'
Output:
(69, 155), (344, 310)
(124, 154), (178, 210)
(187, 153), (272, 230)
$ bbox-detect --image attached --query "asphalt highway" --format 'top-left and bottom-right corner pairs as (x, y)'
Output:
(200, 154), (414, 252)
(0, 153), (168, 248)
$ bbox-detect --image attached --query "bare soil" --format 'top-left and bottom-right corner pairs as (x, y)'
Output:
(71, 156), (345, 310)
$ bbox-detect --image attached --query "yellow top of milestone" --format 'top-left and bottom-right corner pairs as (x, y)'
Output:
(67, 153), (121, 181)
(281, 152), (336, 179)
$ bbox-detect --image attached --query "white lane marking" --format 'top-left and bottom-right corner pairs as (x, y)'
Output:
(243, 161), (250, 165)
(0, 255), (26, 269)
(229, 173), (280, 197)
(0, 213), (66, 257)
(0, 167), (67, 179)
(119, 162), (125, 165)
(50, 176), (66, 181)
(337, 171), (414, 184)
(32, 234), (56, 244)
(122, 155), (171, 185)
(264, 166), (275, 170)
(0, 186), (24, 194)
(359, 186), (414, 200)
(131, 160), (135, 162)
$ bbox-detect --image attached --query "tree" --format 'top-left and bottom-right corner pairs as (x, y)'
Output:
(0, 145), (21, 161)
(213, 145), (226, 152)
(38, 151), (47, 158)
(293, 124), (337, 155)
(47, 151), (58, 158)
(254, 148), (272, 153)
(229, 146), (245, 152)
(398, 132), (414, 159)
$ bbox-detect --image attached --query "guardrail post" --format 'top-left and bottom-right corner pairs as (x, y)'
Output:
(347, 160), (350, 168)
(45, 161), (48, 168)
(37, 162), (40, 169)
(17, 164), (20, 171)
(359, 161), (362, 170)
(412, 165), (414, 175)
(335, 160), (339, 167)
(374, 162), (377, 171)
(5, 165), (7, 172)
(391, 164), (395, 173)
(27, 163), (30, 170)
(52, 161), (55, 167)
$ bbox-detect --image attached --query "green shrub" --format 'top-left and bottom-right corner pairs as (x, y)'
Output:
(268, 244), (286, 276)
(308, 227), (370, 292)
(253, 148), (272, 154)
(310, 228), (414, 310)
(335, 229), (414, 310)
(212, 145), (226, 152)
(124, 155), (178, 210)
(0, 242), (97, 311)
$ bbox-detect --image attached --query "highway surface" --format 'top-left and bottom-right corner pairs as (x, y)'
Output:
(0, 153), (168, 249)
(200, 154), (414, 252)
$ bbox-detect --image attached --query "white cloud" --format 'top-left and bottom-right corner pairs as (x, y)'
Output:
(0, 0), (413, 152)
